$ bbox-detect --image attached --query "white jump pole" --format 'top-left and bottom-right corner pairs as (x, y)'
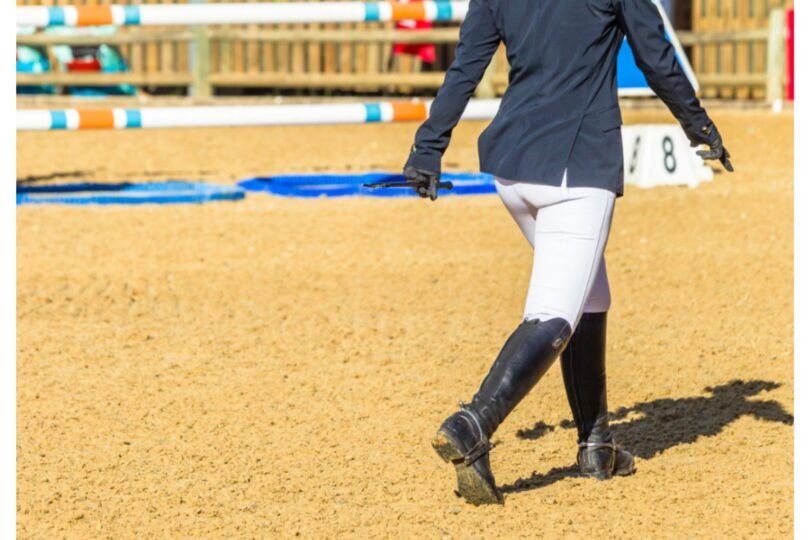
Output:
(16, 1), (469, 27)
(15, 99), (501, 131)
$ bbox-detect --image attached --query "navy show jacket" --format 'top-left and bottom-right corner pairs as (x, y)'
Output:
(405, 0), (712, 196)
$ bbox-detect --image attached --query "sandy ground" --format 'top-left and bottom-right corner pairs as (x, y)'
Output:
(17, 108), (793, 538)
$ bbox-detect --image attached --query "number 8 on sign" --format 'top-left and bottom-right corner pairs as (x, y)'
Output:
(621, 125), (712, 188)
(662, 136), (676, 173)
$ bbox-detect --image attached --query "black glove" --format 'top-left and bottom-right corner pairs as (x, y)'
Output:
(404, 166), (442, 201)
(689, 122), (734, 173)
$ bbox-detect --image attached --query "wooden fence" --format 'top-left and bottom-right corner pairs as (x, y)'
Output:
(16, 0), (791, 101)
(16, 0), (441, 96)
(16, 27), (460, 95)
(690, 0), (792, 99)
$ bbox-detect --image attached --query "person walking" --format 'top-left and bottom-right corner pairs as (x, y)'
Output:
(402, 0), (733, 505)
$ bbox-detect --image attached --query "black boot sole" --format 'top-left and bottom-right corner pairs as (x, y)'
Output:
(432, 430), (503, 506)
(582, 469), (614, 481)
(581, 460), (637, 480)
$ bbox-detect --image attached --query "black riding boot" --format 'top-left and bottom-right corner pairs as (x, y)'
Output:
(560, 312), (635, 480)
(432, 318), (572, 505)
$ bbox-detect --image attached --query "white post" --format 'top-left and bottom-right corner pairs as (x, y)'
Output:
(189, 0), (211, 100)
(766, 8), (786, 104)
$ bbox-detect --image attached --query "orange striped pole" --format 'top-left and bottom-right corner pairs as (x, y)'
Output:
(77, 110), (117, 129)
(75, 6), (115, 26)
(391, 102), (429, 122)
(388, 1), (427, 21)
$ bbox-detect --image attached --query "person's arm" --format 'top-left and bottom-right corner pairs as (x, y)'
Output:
(405, 0), (501, 178)
(615, 0), (732, 171)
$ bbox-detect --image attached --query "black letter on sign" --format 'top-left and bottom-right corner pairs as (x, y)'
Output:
(629, 136), (642, 174)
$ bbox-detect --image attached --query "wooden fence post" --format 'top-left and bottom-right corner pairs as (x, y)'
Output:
(190, 0), (212, 99)
(191, 30), (212, 99)
(766, 8), (786, 104)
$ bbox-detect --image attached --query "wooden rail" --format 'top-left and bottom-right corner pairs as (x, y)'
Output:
(677, 12), (785, 102)
(16, 28), (460, 46)
(677, 29), (769, 45)
(207, 27), (460, 43)
(17, 30), (194, 45)
(16, 72), (193, 86)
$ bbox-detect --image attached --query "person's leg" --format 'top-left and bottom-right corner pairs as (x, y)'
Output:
(560, 257), (636, 479)
(522, 186), (615, 327)
(432, 179), (559, 506)
(431, 314), (570, 505)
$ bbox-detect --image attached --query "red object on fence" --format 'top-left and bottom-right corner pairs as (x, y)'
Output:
(66, 58), (102, 72)
(786, 8), (794, 101)
(393, 20), (437, 63)
(392, 1), (437, 63)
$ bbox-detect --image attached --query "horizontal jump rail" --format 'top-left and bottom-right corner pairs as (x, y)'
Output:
(16, 1), (468, 27)
(16, 99), (500, 131)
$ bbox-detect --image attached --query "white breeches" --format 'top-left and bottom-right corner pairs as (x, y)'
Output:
(495, 176), (616, 329)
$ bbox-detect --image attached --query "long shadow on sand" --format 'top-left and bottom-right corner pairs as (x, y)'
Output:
(501, 379), (793, 494)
